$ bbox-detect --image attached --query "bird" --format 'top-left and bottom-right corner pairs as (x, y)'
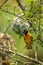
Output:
(23, 29), (33, 49)
(2, 57), (11, 65)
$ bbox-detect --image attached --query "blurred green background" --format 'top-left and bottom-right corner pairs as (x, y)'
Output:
(0, 0), (43, 65)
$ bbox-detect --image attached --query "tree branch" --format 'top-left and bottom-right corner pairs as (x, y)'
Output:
(5, 50), (43, 65)
(0, 0), (8, 7)
(34, 46), (38, 60)
(0, 8), (24, 19)
(3, 20), (12, 33)
(16, 0), (25, 11)
(9, 56), (32, 65)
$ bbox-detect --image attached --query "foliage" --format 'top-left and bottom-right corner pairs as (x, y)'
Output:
(12, 0), (43, 45)
(0, 0), (43, 65)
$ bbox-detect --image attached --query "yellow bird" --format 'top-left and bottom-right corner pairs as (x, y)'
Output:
(23, 29), (33, 49)
(2, 57), (11, 65)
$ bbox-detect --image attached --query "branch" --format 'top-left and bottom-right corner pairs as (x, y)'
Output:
(0, 48), (43, 64)
(0, 0), (8, 7)
(3, 20), (12, 33)
(5, 50), (43, 65)
(10, 56), (32, 65)
(0, 8), (24, 33)
(34, 46), (38, 60)
(16, 0), (25, 11)
(0, 8), (24, 19)
(0, 50), (32, 65)
(15, 61), (18, 65)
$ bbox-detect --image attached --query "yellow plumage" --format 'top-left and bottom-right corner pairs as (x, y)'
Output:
(23, 32), (32, 44)
(23, 32), (33, 49)
(2, 61), (11, 65)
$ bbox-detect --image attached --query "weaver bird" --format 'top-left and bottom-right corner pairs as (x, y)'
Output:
(2, 57), (11, 65)
(23, 29), (33, 49)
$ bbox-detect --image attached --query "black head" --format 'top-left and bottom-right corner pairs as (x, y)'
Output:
(23, 29), (28, 35)
(2, 57), (6, 60)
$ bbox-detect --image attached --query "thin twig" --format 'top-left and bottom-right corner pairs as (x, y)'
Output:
(0, 8), (24, 19)
(5, 50), (43, 65)
(9, 56), (32, 65)
(0, 0), (8, 7)
(15, 61), (18, 65)
(16, 0), (25, 11)
(34, 46), (38, 60)
(3, 20), (12, 33)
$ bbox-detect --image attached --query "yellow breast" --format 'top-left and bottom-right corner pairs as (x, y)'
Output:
(24, 32), (32, 43)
